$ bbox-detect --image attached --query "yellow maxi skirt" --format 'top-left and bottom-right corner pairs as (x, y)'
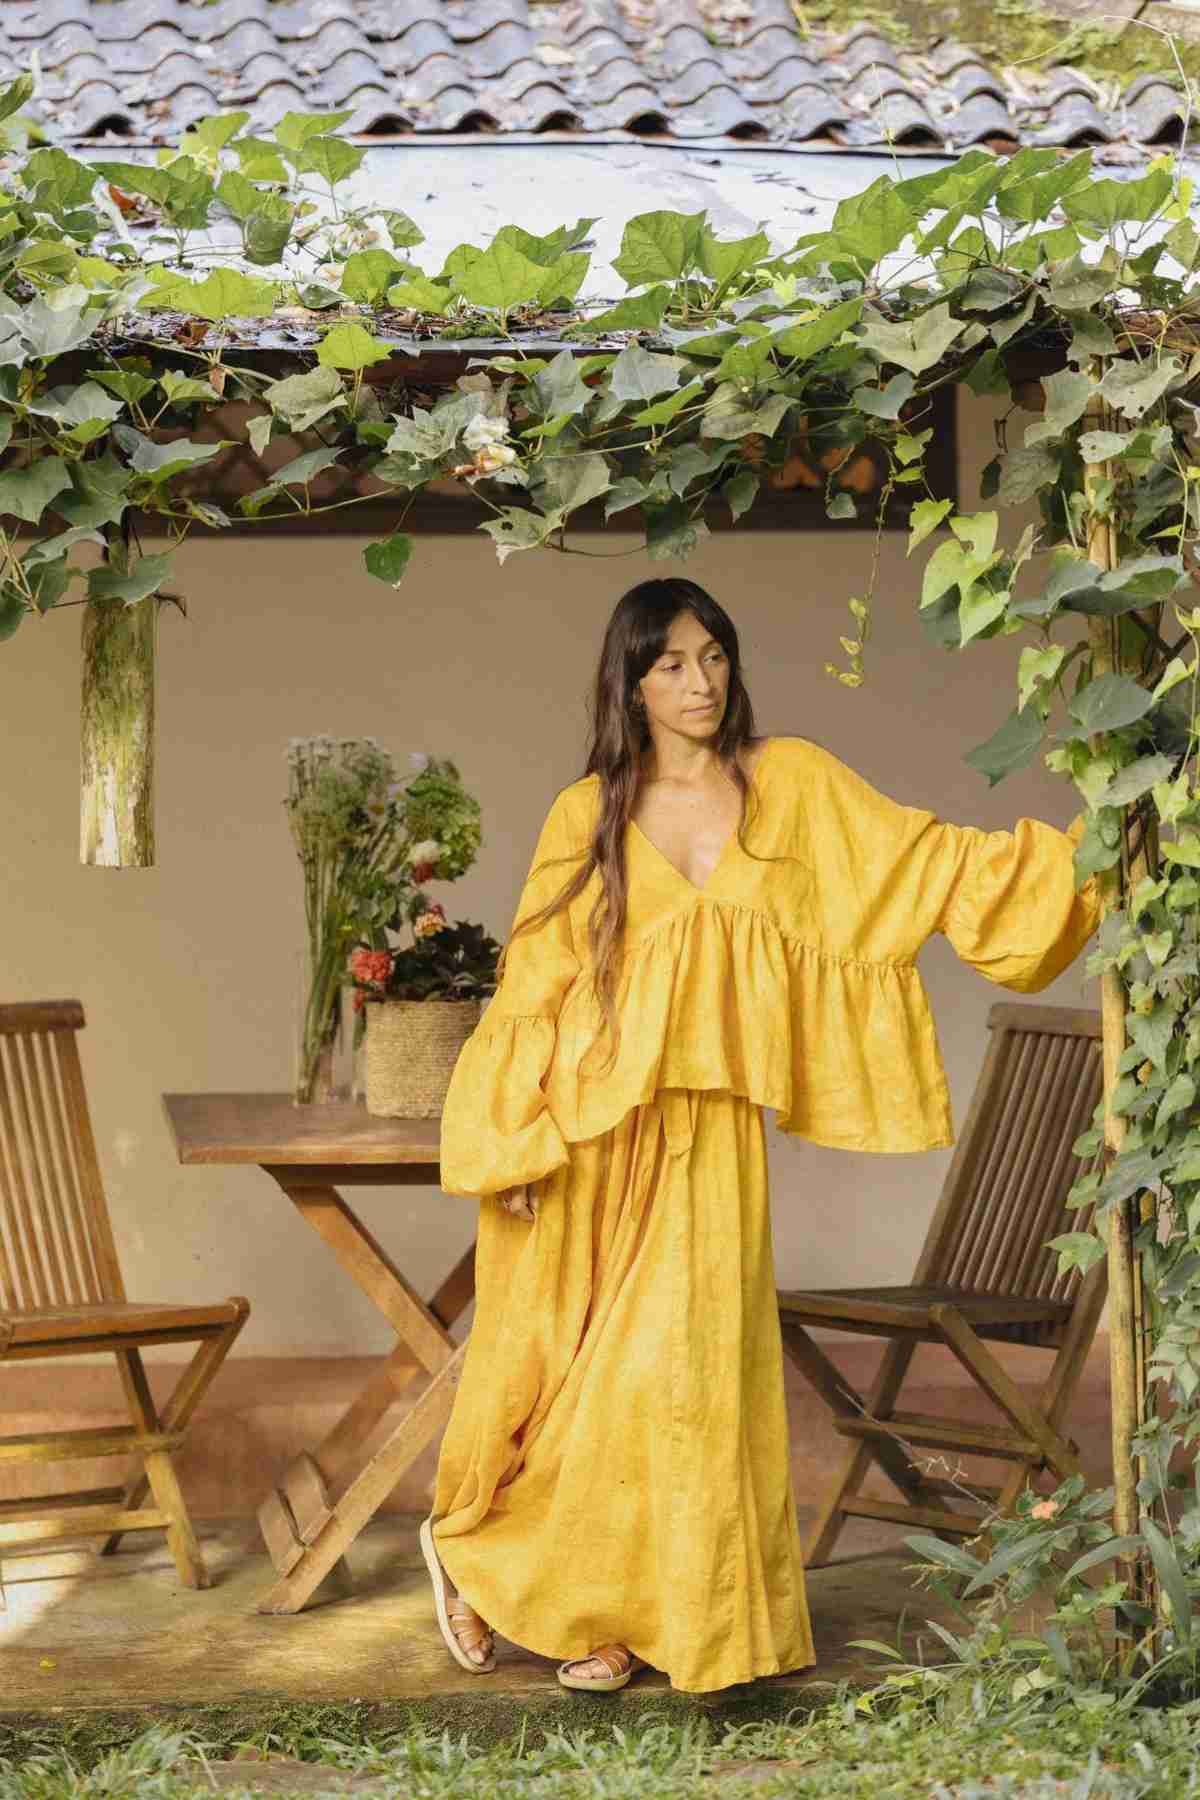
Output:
(430, 1086), (816, 1694)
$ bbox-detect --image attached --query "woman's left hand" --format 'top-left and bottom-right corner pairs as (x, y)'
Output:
(499, 1183), (538, 1221)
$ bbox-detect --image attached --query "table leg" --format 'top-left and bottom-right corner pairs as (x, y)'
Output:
(314, 1240), (477, 1491)
(286, 1188), (458, 1372)
(254, 1177), (477, 1613)
(313, 1346), (421, 1493)
(258, 1340), (468, 1614)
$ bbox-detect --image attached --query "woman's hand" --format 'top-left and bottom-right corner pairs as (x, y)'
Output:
(499, 1183), (538, 1221)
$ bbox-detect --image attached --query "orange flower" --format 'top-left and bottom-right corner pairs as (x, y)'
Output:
(350, 948), (393, 984)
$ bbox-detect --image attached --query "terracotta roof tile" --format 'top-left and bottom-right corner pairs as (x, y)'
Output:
(0, 0), (1186, 149)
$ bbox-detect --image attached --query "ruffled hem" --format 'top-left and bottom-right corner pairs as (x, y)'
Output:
(435, 750), (1101, 1194)
(543, 900), (958, 1156)
(436, 901), (957, 1197)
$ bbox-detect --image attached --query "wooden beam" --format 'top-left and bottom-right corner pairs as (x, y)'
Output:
(834, 1413), (1039, 1460)
(0, 1426), (183, 1461)
(0, 1486), (124, 1518)
(80, 543), (157, 868)
(0, 1507), (169, 1543)
(842, 1496), (987, 1536)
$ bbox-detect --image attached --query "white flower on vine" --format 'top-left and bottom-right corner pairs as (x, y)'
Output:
(408, 837), (440, 865)
(409, 751), (430, 771)
(475, 444), (517, 471)
(463, 413), (510, 450)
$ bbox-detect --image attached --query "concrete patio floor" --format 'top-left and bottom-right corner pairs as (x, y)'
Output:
(0, 1509), (959, 1738)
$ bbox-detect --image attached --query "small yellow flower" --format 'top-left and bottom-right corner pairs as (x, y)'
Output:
(414, 906), (448, 939)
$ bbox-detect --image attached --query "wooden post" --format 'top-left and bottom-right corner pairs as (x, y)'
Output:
(1081, 370), (1150, 1591)
(80, 536), (156, 868)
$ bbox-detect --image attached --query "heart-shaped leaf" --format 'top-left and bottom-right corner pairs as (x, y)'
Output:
(0, 458), (72, 524)
(963, 704), (1044, 786)
(363, 533), (414, 586)
(1068, 673), (1155, 734)
(87, 551), (174, 605)
(317, 322), (391, 371)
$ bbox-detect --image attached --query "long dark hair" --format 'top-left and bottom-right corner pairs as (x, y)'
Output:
(494, 577), (777, 1078)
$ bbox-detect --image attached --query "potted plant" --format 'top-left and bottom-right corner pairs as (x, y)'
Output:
(285, 739), (482, 1105)
(350, 913), (502, 1118)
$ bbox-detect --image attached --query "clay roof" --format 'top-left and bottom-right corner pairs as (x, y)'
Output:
(0, 0), (1187, 152)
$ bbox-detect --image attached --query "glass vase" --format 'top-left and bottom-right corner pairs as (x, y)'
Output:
(293, 945), (352, 1105)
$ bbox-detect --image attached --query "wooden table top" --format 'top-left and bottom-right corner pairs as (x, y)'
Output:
(162, 1093), (443, 1166)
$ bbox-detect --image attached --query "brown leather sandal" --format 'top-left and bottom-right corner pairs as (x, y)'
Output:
(446, 1593), (496, 1671)
(557, 1642), (646, 1691)
(419, 1514), (496, 1673)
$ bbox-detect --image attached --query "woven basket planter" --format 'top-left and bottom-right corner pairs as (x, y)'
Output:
(363, 997), (482, 1118)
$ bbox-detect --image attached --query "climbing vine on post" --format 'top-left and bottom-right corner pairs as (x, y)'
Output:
(2, 68), (1200, 1682)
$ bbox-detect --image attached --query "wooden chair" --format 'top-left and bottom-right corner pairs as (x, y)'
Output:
(778, 1001), (1106, 1565)
(0, 999), (249, 1587)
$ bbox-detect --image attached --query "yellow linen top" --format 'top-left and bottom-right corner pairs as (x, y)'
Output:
(438, 733), (1102, 1195)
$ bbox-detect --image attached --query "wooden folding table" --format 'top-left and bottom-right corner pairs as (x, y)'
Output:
(162, 1093), (475, 1614)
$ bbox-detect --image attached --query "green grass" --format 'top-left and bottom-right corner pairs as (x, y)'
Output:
(4, 1690), (1200, 1798)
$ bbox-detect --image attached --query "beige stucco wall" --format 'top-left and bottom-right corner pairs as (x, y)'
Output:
(0, 385), (1097, 1359)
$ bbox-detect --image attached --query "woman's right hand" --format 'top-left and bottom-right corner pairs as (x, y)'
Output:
(499, 1183), (538, 1221)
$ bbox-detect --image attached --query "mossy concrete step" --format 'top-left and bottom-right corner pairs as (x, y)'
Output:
(0, 1510), (952, 1744)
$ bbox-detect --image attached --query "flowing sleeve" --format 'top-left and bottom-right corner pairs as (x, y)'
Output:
(921, 809), (1103, 991)
(808, 743), (1103, 990)
(437, 787), (585, 1198)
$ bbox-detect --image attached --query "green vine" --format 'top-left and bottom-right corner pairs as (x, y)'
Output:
(3, 57), (1200, 1691)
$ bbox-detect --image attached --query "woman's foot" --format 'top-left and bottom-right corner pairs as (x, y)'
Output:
(557, 1643), (644, 1689)
(445, 1581), (494, 1667)
(418, 1514), (496, 1672)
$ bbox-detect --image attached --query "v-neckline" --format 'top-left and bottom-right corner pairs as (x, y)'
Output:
(628, 736), (775, 897)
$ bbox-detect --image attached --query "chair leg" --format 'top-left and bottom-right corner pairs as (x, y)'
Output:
(112, 1347), (208, 1589)
(983, 1323), (1097, 1532)
(101, 1300), (248, 1559)
(781, 1325), (936, 1566)
(929, 1306), (1082, 1482)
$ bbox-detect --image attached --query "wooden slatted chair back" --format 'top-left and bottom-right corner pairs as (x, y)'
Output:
(924, 1004), (1104, 1346)
(0, 999), (124, 1314)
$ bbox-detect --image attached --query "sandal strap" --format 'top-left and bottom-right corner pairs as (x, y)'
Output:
(576, 1644), (630, 1677)
(447, 1594), (492, 1652)
(448, 1596), (488, 1619)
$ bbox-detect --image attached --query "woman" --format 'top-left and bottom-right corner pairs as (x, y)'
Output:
(419, 576), (1101, 1696)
